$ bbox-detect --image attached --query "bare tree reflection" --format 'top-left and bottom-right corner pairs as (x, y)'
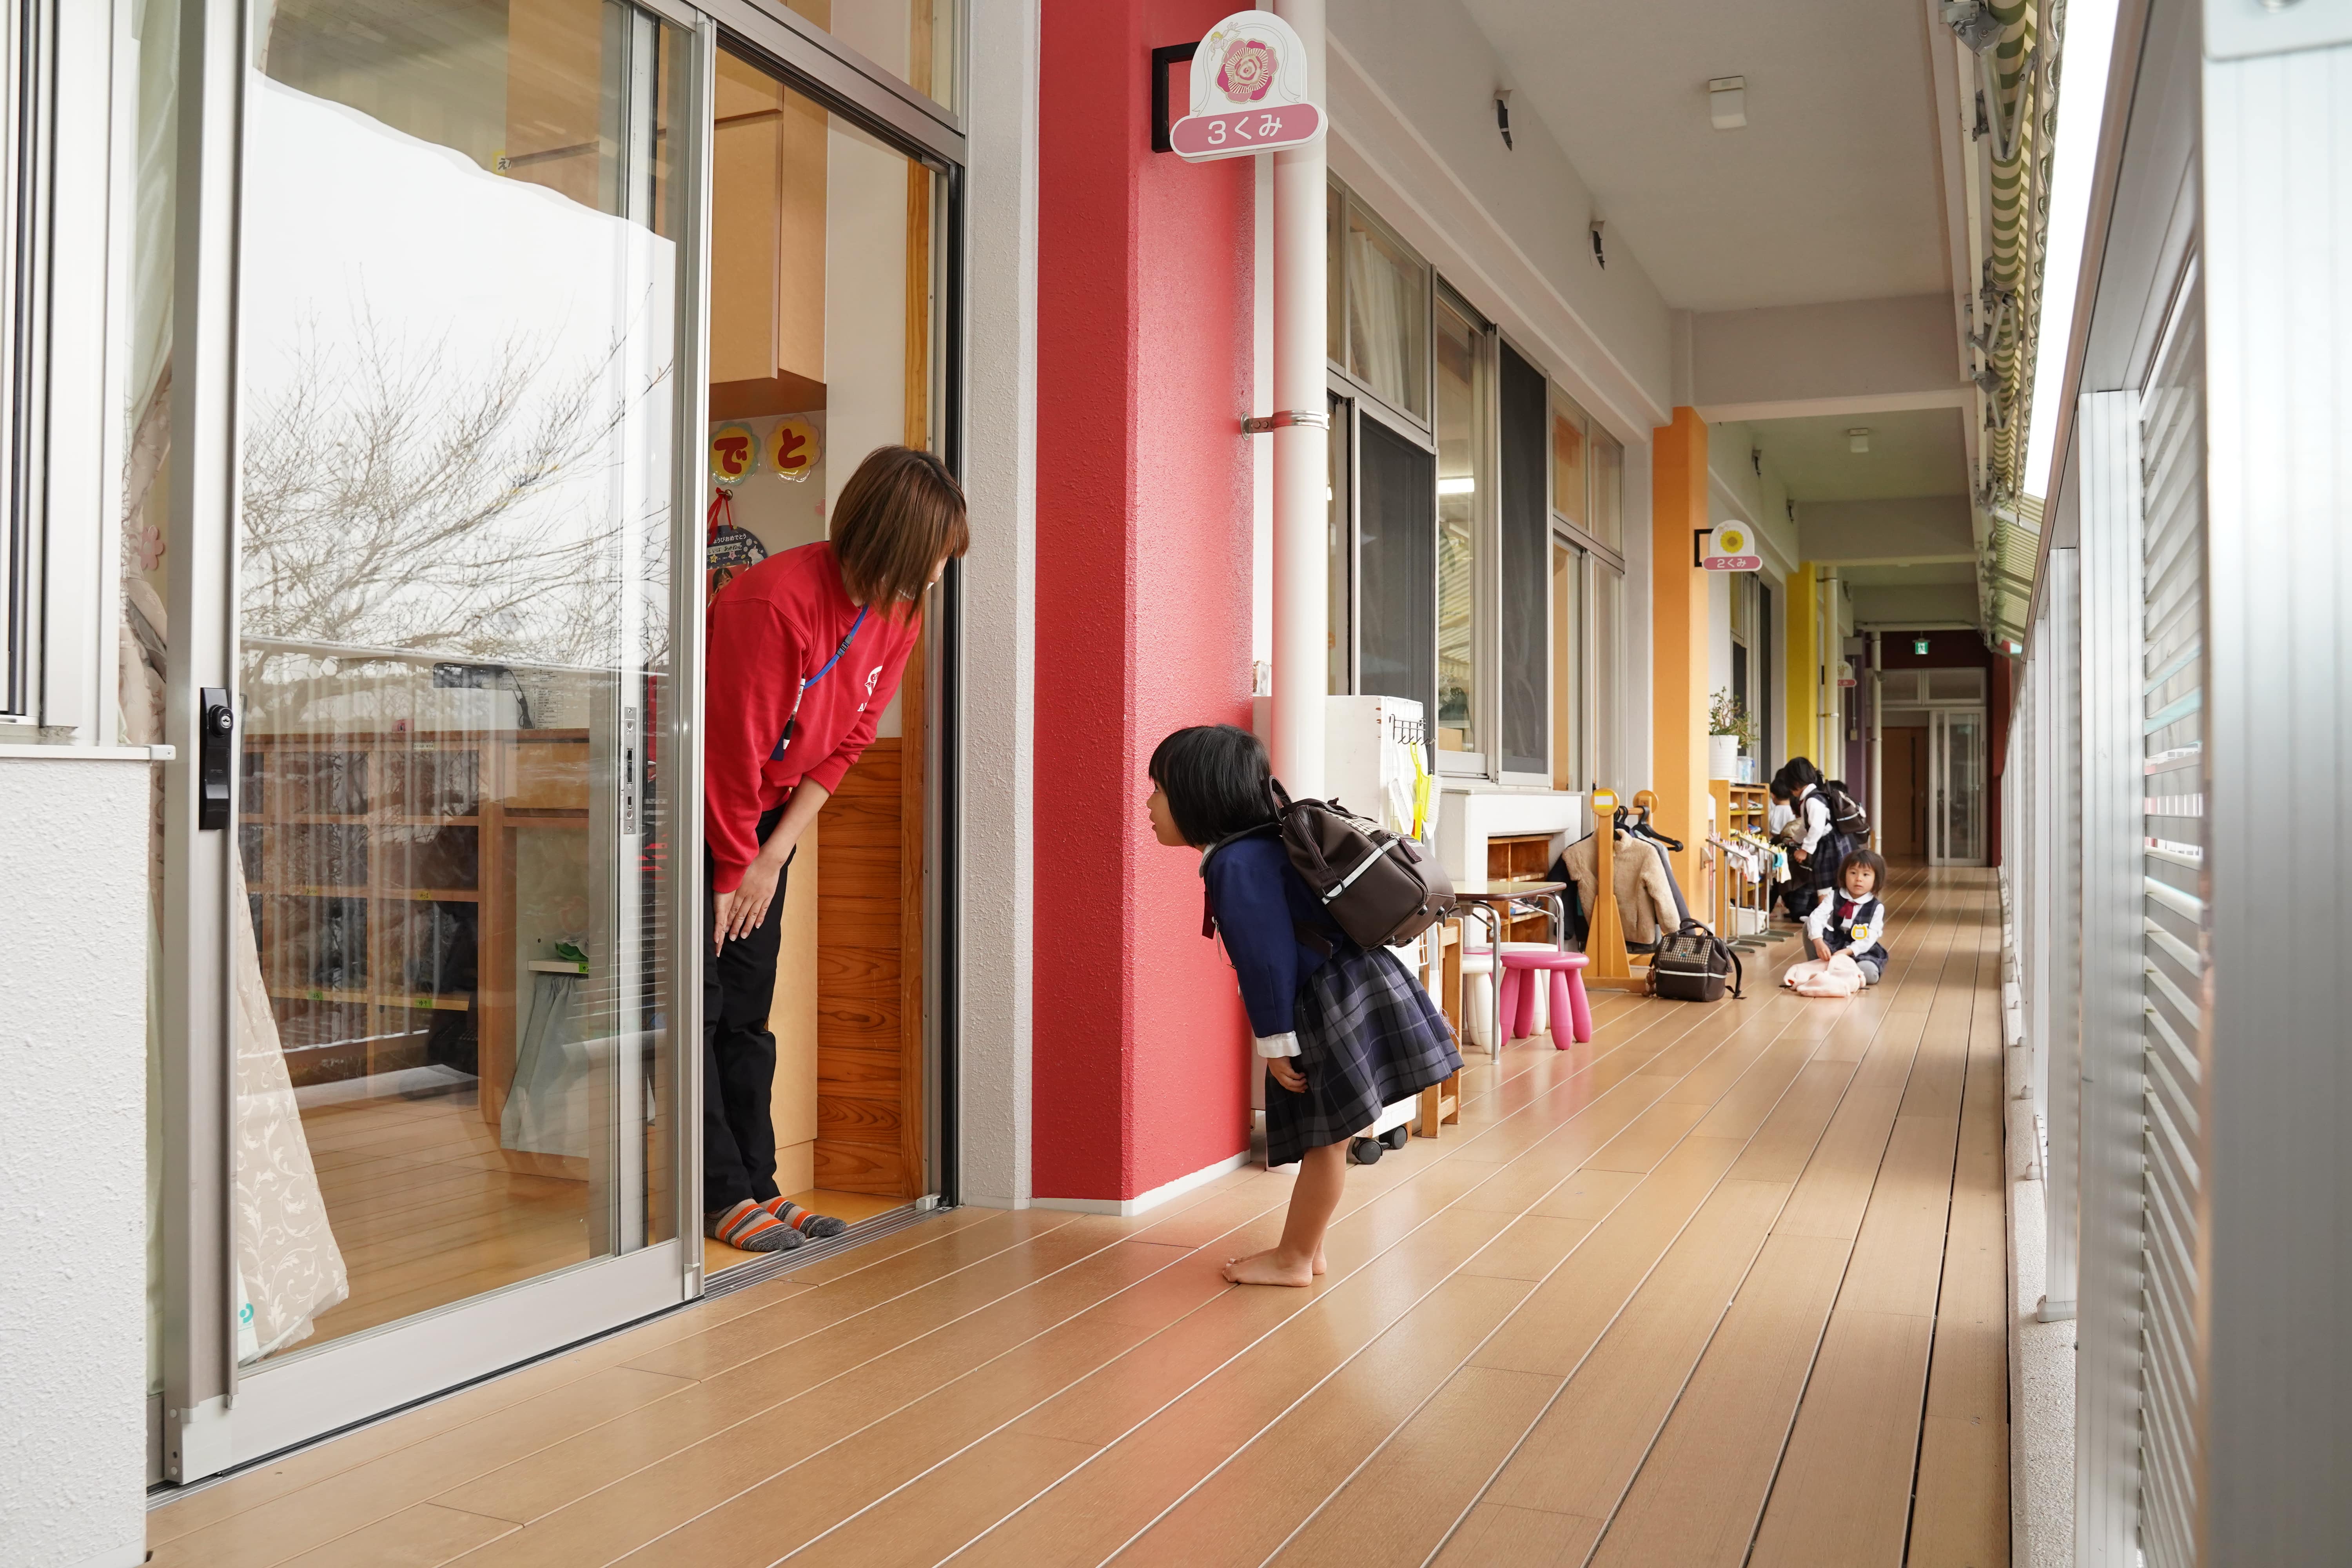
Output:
(240, 310), (673, 674)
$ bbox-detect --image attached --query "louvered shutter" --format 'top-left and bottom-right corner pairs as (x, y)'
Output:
(2136, 265), (2208, 1568)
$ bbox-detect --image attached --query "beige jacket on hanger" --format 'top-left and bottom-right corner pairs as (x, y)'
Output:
(1559, 831), (1680, 949)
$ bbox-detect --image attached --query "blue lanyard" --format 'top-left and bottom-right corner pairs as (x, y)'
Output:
(770, 604), (870, 761)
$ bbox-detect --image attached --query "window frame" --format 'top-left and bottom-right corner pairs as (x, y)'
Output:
(1321, 174), (1635, 796)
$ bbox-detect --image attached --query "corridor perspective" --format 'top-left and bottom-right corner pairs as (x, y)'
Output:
(144, 869), (2006, 1567)
(13, 0), (2347, 1562)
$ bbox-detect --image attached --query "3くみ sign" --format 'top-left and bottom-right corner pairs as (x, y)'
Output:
(1702, 523), (1762, 572)
(1171, 11), (1325, 162)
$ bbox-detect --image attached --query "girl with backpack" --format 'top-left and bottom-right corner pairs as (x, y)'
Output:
(1774, 758), (1852, 915)
(1147, 724), (1463, 1287)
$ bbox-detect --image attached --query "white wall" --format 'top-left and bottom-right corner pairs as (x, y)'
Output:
(953, 0), (1039, 1210)
(1326, 0), (1674, 440)
(0, 755), (152, 1568)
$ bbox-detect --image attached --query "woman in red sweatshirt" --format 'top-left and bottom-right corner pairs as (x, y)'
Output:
(701, 445), (967, 1252)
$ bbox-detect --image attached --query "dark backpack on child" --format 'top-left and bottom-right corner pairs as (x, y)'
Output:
(1269, 781), (1454, 950)
(1819, 780), (1872, 840)
(1650, 921), (1744, 1002)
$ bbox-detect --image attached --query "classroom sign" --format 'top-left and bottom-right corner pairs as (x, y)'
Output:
(1171, 11), (1325, 162)
(1703, 523), (1762, 572)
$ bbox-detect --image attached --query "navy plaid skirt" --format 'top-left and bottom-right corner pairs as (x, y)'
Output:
(1265, 941), (1463, 1168)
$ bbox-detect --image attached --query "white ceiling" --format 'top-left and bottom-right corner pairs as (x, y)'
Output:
(1744, 407), (1970, 501)
(1837, 561), (1978, 586)
(1458, 0), (1952, 312)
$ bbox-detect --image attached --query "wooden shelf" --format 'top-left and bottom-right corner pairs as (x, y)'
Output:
(268, 986), (474, 1012)
(250, 886), (482, 902)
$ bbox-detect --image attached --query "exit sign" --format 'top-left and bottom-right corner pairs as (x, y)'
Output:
(1913, 637), (1930, 655)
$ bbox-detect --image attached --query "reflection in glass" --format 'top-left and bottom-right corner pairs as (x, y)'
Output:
(1499, 345), (1547, 775)
(1552, 541), (1583, 791)
(1590, 426), (1624, 553)
(1358, 417), (1436, 721)
(231, 0), (687, 1362)
(786, 0), (964, 113)
(1328, 396), (1350, 693)
(1944, 714), (1984, 862)
(1346, 206), (1428, 419)
(1552, 391), (1586, 530)
(1594, 565), (1623, 789)
(1327, 185), (1345, 367)
(1434, 301), (1477, 755)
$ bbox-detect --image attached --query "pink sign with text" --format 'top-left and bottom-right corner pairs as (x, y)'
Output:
(1172, 11), (1326, 164)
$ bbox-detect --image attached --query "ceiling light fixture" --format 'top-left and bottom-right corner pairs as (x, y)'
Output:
(1437, 475), (1475, 496)
(1708, 76), (1747, 130)
(1847, 428), (1871, 454)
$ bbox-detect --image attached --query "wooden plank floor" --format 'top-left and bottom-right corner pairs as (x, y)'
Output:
(152, 867), (2006, 1568)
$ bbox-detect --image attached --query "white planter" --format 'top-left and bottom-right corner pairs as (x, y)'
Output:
(1708, 734), (1741, 780)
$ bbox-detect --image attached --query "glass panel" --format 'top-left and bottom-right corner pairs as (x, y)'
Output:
(1328, 394), (1350, 693)
(1594, 563), (1622, 789)
(1358, 416), (1436, 724)
(233, 0), (689, 1362)
(1590, 425), (1623, 553)
(784, 0), (963, 112)
(1943, 713), (1985, 862)
(125, 0), (181, 1413)
(1345, 203), (1428, 419)
(1550, 389), (1586, 531)
(1926, 667), (1986, 702)
(1551, 539), (1583, 791)
(1434, 299), (1477, 756)
(706, 47), (941, 1230)
(1326, 184), (1344, 367)
(1499, 343), (1547, 775)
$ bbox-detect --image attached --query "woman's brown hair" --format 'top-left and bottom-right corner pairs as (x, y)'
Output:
(829, 445), (969, 618)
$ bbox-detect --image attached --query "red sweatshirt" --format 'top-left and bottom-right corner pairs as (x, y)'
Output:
(704, 543), (918, 893)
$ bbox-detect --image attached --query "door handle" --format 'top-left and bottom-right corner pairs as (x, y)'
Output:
(199, 687), (234, 830)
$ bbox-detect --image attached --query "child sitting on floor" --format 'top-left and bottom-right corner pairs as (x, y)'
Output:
(1148, 724), (1462, 1288)
(1806, 848), (1890, 985)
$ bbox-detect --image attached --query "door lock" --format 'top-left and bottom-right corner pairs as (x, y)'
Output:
(199, 687), (234, 830)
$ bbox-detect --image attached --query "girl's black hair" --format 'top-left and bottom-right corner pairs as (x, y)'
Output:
(1149, 724), (1279, 847)
(1838, 847), (1889, 895)
(1775, 756), (1823, 793)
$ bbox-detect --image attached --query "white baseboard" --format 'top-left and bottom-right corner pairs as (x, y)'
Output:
(1029, 1149), (1253, 1216)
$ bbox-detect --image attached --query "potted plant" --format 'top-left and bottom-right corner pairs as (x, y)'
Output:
(1708, 689), (1757, 781)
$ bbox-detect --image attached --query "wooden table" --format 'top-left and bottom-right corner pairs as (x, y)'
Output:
(1445, 881), (1569, 1061)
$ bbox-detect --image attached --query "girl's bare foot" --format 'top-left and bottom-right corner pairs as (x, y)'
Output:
(1223, 1248), (1316, 1287)
(1313, 1247), (1328, 1276)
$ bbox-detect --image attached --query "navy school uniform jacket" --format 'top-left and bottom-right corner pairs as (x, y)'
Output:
(1808, 891), (1889, 968)
(1199, 829), (1345, 1048)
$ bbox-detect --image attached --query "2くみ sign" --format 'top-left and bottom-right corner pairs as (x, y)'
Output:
(1702, 523), (1762, 572)
(1171, 11), (1325, 162)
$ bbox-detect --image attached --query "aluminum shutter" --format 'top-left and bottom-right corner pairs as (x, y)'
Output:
(2136, 263), (2209, 1568)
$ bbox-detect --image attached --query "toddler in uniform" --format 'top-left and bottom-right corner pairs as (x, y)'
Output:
(1807, 848), (1890, 984)
(1148, 724), (1462, 1287)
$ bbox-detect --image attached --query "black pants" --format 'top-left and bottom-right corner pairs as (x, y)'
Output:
(704, 805), (792, 1213)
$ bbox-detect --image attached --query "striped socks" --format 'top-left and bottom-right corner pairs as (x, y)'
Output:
(761, 1198), (849, 1240)
(705, 1199), (802, 1252)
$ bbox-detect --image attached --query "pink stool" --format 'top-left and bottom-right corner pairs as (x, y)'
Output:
(1497, 949), (1593, 1048)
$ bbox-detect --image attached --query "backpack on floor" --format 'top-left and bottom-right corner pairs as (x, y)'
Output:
(1650, 921), (1743, 1003)
(1819, 780), (1872, 840)
(1268, 781), (1455, 950)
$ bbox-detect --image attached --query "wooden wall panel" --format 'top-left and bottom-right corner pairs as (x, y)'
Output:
(815, 740), (914, 1196)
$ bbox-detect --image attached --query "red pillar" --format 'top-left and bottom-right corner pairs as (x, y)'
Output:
(1032, 0), (1258, 1204)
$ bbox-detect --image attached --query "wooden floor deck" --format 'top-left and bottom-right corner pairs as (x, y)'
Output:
(150, 866), (2007, 1568)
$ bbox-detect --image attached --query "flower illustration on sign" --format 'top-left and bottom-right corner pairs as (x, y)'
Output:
(1217, 36), (1276, 102)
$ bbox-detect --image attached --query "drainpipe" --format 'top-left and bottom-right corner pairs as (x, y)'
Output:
(1268, 0), (1328, 798)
